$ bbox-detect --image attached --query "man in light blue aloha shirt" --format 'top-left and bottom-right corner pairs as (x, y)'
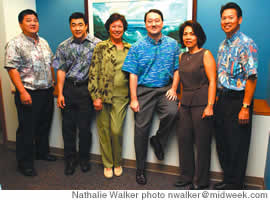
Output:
(214, 2), (258, 190)
(122, 9), (180, 185)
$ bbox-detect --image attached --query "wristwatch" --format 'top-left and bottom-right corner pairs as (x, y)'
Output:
(242, 103), (250, 108)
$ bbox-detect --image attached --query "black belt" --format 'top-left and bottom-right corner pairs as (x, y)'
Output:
(65, 79), (88, 87)
(217, 88), (244, 97)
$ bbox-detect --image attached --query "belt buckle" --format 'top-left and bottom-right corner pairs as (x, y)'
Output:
(73, 81), (79, 86)
(218, 89), (227, 96)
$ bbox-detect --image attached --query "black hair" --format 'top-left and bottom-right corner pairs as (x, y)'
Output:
(105, 13), (128, 32)
(144, 9), (163, 23)
(18, 9), (38, 23)
(69, 12), (88, 24)
(220, 2), (242, 18)
(179, 20), (206, 48)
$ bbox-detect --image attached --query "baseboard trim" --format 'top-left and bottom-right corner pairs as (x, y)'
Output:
(5, 141), (264, 189)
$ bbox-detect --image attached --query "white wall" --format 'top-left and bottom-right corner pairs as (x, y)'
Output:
(50, 101), (270, 178)
(0, 0), (36, 141)
(246, 116), (270, 177)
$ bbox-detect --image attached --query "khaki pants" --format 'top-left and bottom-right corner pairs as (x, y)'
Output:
(96, 96), (129, 168)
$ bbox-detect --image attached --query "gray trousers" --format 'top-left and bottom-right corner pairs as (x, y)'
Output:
(135, 85), (178, 170)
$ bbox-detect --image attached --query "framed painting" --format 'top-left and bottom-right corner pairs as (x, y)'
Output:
(85, 0), (197, 44)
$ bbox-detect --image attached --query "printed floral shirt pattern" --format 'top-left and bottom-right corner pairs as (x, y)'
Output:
(4, 33), (53, 90)
(52, 34), (101, 81)
(122, 35), (180, 87)
(217, 30), (258, 91)
(88, 39), (131, 103)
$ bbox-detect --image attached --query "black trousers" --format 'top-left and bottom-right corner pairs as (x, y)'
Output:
(134, 85), (178, 170)
(62, 82), (93, 161)
(214, 92), (253, 186)
(15, 87), (54, 168)
(177, 105), (213, 186)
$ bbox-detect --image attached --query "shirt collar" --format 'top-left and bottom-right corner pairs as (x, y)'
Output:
(70, 34), (93, 44)
(21, 32), (40, 43)
(225, 30), (241, 45)
(146, 34), (164, 45)
(107, 39), (130, 50)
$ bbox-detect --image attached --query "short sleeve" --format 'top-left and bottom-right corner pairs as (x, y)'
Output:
(122, 46), (139, 75)
(4, 41), (21, 70)
(245, 41), (258, 78)
(174, 44), (180, 71)
(52, 45), (68, 71)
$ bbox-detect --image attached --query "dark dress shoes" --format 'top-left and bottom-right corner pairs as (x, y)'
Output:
(36, 154), (57, 161)
(80, 160), (90, 173)
(64, 160), (77, 176)
(229, 184), (245, 190)
(174, 180), (192, 187)
(136, 169), (147, 185)
(184, 183), (195, 190)
(176, 183), (194, 190)
(17, 165), (37, 177)
(194, 185), (209, 190)
(214, 181), (244, 190)
(150, 136), (164, 160)
(214, 181), (227, 190)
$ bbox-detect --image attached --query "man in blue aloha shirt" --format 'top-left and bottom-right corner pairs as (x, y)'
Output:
(122, 9), (180, 185)
(53, 12), (100, 176)
(214, 2), (258, 190)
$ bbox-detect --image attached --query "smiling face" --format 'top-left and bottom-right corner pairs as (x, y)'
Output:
(145, 12), (163, 39)
(221, 8), (242, 38)
(19, 14), (39, 38)
(70, 18), (88, 41)
(109, 19), (124, 41)
(183, 26), (198, 49)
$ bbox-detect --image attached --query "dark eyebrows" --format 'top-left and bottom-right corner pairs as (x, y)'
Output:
(71, 22), (84, 26)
